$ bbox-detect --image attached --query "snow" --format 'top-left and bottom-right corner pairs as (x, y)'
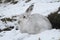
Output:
(0, 29), (60, 40)
(0, 0), (60, 40)
(0, 0), (60, 17)
(58, 11), (60, 14)
(32, 2), (60, 16)
(0, 21), (7, 29)
(40, 29), (60, 40)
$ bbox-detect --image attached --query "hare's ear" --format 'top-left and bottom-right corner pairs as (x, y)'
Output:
(25, 4), (34, 16)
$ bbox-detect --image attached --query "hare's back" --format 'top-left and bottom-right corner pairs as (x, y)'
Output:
(30, 14), (48, 21)
(30, 14), (52, 29)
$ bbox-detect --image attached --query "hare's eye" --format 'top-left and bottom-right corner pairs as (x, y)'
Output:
(23, 16), (26, 18)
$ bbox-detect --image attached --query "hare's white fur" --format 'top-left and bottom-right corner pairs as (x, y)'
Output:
(18, 4), (52, 34)
(18, 13), (52, 34)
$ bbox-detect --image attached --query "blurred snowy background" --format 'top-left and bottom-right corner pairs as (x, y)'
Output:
(0, 0), (60, 40)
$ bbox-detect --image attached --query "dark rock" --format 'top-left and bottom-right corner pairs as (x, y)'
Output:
(47, 7), (60, 29)
(0, 26), (14, 32)
(0, 29), (2, 32)
(11, 0), (18, 4)
(0, 18), (17, 23)
(0, 0), (2, 4)
(4, 0), (11, 3)
(25, 0), (31, 3)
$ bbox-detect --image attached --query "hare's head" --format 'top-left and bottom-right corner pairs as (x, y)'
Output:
(18, 13), (29, 22)
(18, 4), (34, 23)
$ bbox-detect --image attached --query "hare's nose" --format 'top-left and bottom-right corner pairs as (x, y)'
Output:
(23, 16), (26, 18)
(18, 21), (21, 24)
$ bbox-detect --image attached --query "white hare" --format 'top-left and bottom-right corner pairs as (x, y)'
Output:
(18, 4), (52, 34)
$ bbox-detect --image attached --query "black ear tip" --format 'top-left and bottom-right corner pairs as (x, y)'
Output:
(26, 3), (34, 13)
(31, 3), (34, 7)
(23, 16), (26, 18)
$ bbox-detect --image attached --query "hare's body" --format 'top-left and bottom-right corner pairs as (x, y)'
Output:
(18, 4), (52, 34)
(18, 14), (52, 34)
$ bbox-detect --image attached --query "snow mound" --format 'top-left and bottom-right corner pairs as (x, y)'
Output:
(0, 29), (60, 40)
(40, 29), (60, 40)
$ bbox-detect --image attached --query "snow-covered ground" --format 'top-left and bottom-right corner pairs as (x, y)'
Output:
(0, 29), (60, 40)
(0, 0), (60, 17)
(0, 0), (60, 40)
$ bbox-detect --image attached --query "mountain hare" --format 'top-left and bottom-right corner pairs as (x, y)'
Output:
(18, 4), (52, 34)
